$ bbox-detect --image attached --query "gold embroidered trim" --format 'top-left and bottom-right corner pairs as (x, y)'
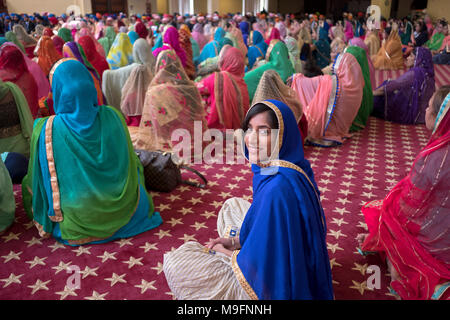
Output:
(231, 250), (259, 300)
(45, 116), (63, 223)
(265, 39), (280, 61)
(33, 220), (51, 238)
(260, 101), (284, 155)
(49, 58), (78, 85)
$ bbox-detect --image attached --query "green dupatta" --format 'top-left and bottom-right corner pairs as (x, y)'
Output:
(345, 46), (374, 131)
(22, 106), (154, 243)
(426, 32), (445, 51)
(0, 81), (34, 157)
(244, 40), (295, 103)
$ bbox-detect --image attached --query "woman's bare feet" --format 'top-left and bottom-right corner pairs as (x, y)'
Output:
(356, 233), (368, 247)
(386, 258), (400, 282)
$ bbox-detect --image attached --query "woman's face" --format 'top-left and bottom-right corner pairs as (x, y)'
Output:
(406, 52), (415, 68)
(425, 93), (438, 131)
(244, 111), (274, 163)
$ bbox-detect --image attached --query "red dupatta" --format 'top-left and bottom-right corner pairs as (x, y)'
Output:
(209, 45), (249, 129)
(0, 44), (39, 117)
(361, 93), (450, 300)
(78, 35), (110, 81)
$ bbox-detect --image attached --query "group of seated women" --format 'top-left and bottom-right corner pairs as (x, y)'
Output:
(0, 12), (449, 300)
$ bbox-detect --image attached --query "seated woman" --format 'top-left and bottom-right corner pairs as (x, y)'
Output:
(312, 27), (331, 69)
(264, 27), (281, 45)
(78, 35), (110, 82)
(425, 20), (447, 53)
(34, 35), (63, 76)
(0, 79), (34, 158)
(246, 30), (267, 71)
(63, 42), (104, 105)
(136, 50), (207, 158)
(98, 26), (116, 55)
(102, 38), (155, 110)
(348, 37), (376, 90)
(52, 35), (64, 56)
(178, 25), (196, 80)
(364, 27), (381, 57)
(253, 69), (308, 145)
(300, 43), (324, 78)
(345, 45), (374, 131)
(192, 23), (208, 52)
(0, 44), (40, 118)
(373, 47), (435, 124)
(0, 78), (33, 233)
(322, 37), (346, 75)
(291, 51), (364, 147)
(12, 24), (37, 59)
(432, 26), (450, 65)
(57, 27), (74, 43)
(357, 85), (450, 300)
(244, 40), (295, 103)
(106, 32), (134, 70)
(163, 99), (334, 300)
(196, 45), (249, 130)
(195, 27), (227, 66)
(21, 58), (162, 246)
(194, 37), (234, 80)
(5, 31), (25, 53)
(152, 26), (187, 70)
(373, 26), (405, 70)
(284, 35), (303, 74)
(120, 62), (154, 126)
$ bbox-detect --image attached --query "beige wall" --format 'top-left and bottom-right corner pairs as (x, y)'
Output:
(219, 0), (241, 14)
(426, 0), (450, 23)
(194, 0), (207, 14)
(128, 0), (147, 15)
(156, 0), (168, 13)
(371, 0), (391, 19)
(6, 0), (91, 15)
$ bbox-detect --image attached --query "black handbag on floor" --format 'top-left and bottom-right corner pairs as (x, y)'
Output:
(135, 149), (207, 192)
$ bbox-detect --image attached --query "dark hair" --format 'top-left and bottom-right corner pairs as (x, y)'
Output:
(432, 85), (450, 114)
(242, 103), (279, 131)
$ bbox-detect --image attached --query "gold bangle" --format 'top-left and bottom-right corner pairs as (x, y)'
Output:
(231, 237), (235, 249)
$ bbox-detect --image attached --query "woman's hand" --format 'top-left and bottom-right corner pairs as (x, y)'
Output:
(206, 237), (236, 250)
(373, 88), (384, 96)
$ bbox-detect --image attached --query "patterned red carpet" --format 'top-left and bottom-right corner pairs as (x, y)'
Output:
(0, 116), (430, 300)
(0, 65), (448, 300)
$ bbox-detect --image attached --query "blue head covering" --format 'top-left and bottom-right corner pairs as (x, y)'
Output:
(235, 99), (334, 299)
(50, 59), (99, 136)
(239, 21), (250, 45)
(195, 27), (227, 65)
(213, 27), (226, 47)
(127, 30), (139, 44)
(247, 30), (268, 70)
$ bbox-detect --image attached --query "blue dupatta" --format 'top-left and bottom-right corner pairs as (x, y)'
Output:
(314, 27), (331, 69)
(247, 31), (268, 70)
(233, 99), (334, 299)
(195, 27), (226, 66)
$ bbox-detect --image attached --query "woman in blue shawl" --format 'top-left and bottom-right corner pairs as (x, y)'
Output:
(163, 100), (334, 300)
(247, 30), (268, 70)
(21, 58), (162, 245)
(313, 26), (331, 69)
(194, 27), (226, 66)
(239, 21), (250, 47)
(127, 30), (139, 44)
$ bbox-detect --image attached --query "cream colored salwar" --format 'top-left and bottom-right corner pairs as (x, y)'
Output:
(163, 197), (251, 300)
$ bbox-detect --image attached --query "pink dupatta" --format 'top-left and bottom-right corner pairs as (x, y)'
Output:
(197, 45), (249, 129)
(361, 93), (450, 300)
